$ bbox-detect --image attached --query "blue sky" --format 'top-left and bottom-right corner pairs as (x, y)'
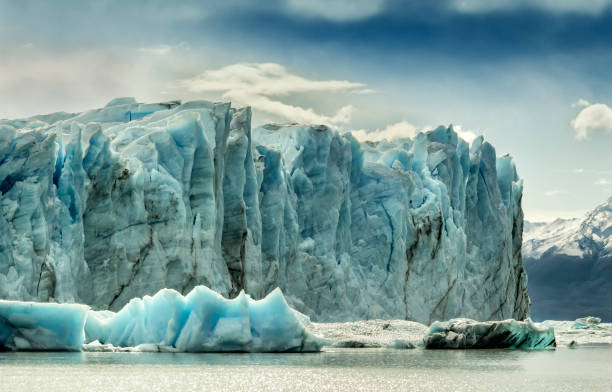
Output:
(1, 0), (612, 221)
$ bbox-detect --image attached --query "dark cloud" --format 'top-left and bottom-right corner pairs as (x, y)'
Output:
(2, 0), (612, 58)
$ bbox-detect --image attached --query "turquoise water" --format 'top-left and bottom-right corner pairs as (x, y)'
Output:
(1, 348), (611, 391)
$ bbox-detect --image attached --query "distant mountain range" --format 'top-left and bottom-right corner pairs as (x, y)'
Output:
(523, 197), (612, 321)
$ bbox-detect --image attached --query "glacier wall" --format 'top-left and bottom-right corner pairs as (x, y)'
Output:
(0, 99), (528, 324)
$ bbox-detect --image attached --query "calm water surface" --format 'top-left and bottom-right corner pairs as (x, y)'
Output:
(1, 348), (610, 391)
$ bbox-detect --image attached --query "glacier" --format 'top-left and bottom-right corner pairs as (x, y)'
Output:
(423, 318), (556, 349)
(0, 98), (528, 324)
(0, 285), (325, 352)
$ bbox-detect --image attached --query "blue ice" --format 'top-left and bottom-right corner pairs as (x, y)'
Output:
(0, 286), (326, 352)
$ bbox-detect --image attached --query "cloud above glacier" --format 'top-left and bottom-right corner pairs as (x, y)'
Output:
(349, 122), (479, 144)
(177, 63), (364, 125)
(571, 102), (612, 140)
(350, 121), (420, 142)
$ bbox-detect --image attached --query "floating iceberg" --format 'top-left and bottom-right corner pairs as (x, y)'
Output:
(1, 286), (326, 352)
(424, 318), (556, 349)
(0, 300), (88, 351)
(572, 316), (602, 329)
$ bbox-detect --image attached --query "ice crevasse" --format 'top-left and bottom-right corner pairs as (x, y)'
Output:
(0, 98), (527, 324)
(0, 286), (325, 352)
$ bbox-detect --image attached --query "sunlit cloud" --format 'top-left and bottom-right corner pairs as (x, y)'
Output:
(571, 102), (612, 140)
(349, 122), (480, 144)
(350, 121), (420, 142)
(177, 62), (365, 125)
(451, 124), (479, 144)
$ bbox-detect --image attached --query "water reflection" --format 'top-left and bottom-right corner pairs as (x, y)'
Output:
(0, 348), (542, 370)
(0, 348), (610, 392)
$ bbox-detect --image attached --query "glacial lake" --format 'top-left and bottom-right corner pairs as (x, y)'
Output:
(1, 347), (611, 391)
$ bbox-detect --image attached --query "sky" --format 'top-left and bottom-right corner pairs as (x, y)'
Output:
(1, 0), (612, 222)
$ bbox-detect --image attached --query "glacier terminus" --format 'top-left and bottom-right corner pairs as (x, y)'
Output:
(0, 98), (528, 325)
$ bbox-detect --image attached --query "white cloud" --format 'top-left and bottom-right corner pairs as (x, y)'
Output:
(177, 62), (365, 125)
(544, 190), (567, 197)
(138, 43), (190, 56)
(524, 208), (588, 223)
(286, 0), (385, 21)
(451, 124), (479, 144)
(571, 102), (612, 140)
(452, 0), (612, 15)
(354, 88), (377, 95)
(573, 99), (590, 108)
(350, 121), (419, 142)
(181, 63), (363, 96)
(573, 168), (585, 174)
(350, 122), (481, 143)
(595, 178), (612, 186)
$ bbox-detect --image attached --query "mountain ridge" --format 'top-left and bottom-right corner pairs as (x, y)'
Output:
(523, 196), (612, 321)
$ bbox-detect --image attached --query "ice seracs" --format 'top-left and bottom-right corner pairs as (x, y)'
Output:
(0, 98), (527, 323)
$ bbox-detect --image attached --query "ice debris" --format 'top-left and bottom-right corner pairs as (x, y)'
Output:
(572, 316), (602, 329)
(1, 286), (326, 352)
(309, 319), (428, 349)
(542, 318), (612, 347)
(424, 318), (556, 349)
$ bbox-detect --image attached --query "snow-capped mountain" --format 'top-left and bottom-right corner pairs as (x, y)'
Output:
(524, 198), (612, 260)
(0, 98), (528, 323)
(523, 197), (612, 321)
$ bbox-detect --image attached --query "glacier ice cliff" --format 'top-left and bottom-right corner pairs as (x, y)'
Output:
(0, 285), (325, 352)
(0, 98), (528, 323)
